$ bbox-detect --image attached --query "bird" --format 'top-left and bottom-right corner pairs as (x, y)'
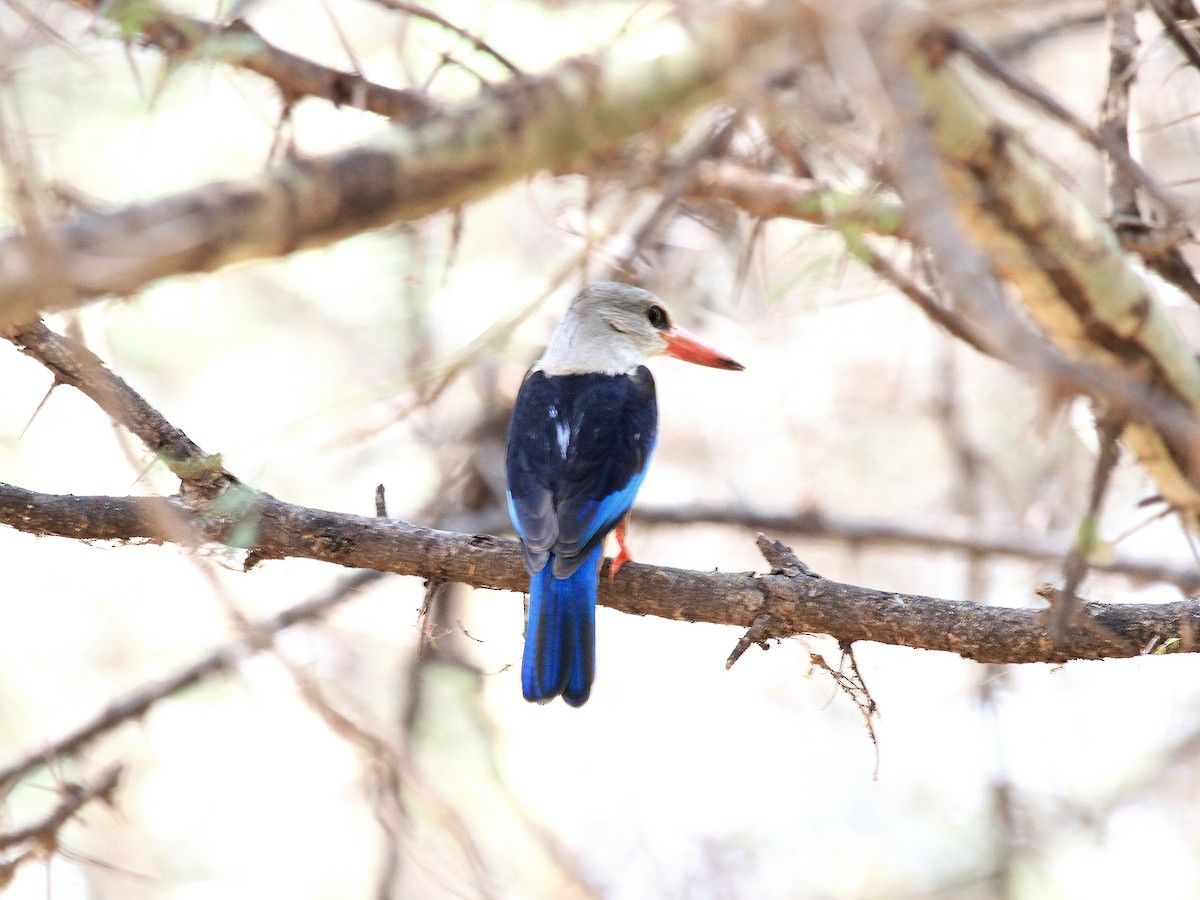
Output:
(505, 281), (743, 706)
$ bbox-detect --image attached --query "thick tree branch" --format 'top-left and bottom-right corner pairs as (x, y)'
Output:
(4, 315), (1197, 680)
(0, 1), (811, 325)
(1, 481), (1196, 666)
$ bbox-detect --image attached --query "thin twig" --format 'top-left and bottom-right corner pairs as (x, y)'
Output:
(607, 110), (741, 283)
(366, 0), (522, 76)
(808, 645), (880, 779)
(843, 236), (992, 356)
(1051, 417), (1124, 642)
(992, 10), (1107, 59)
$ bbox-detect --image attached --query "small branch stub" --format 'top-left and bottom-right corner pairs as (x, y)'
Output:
(755, 533), (822, 579)
(726, 612), (781, 669)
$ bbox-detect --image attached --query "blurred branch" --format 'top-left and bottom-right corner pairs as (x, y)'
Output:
(684, 161), (902, 236)
(0, 0), (812, 325)
(1130, 0), (1200, 306)
(65, 0), (433, 120)
(992, 9), (1106, 59)
(365, 0), (522, 76)
(1099, 0), (1140, 225)
(633, 504), (1200, 593)
(942, 28), (1183, 223)
(279, 653), (502, 900)
(1147, 0), (1200, 74)
(608, 113), (741, 283)
(1052, 416), (1123, 641)
(0, 763), (122, 888)
(0, 570), (382, 792)
(840, 235), (992, 354)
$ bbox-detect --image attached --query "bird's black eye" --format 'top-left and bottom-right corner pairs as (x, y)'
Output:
(646, 305), (668, 329)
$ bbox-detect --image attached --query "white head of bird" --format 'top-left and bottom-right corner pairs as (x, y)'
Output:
(537, 281), (744, 376)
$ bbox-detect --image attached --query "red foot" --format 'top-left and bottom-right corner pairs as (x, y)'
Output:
(609, 518), (633, 581)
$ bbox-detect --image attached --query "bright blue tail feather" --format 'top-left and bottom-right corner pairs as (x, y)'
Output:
(522, 545), (603, 707)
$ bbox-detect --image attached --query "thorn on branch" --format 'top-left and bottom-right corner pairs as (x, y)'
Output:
(375, 484), (388, 518)
(0, 762), (123, 881)
(17, 379), (60, 439)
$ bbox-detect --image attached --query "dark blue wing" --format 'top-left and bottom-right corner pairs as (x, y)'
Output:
(505, 367), (658, 577)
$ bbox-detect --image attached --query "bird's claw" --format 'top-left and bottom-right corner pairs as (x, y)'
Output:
(608, 523), (633, 581)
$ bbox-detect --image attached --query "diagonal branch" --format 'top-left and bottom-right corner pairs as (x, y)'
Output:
(941, 28), (1184, 224)
(0, 1), (813, 326)
(1147, 0), (1200, 74)
(0, 570), (382, 793)
(2, 320), (227, 488)
(364, 0), (522, 76)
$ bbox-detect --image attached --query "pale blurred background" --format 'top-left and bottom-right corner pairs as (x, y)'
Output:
(2, 1), (1200, 898)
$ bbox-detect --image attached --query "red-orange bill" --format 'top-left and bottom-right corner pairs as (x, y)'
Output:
(662, 326), (744, 371)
